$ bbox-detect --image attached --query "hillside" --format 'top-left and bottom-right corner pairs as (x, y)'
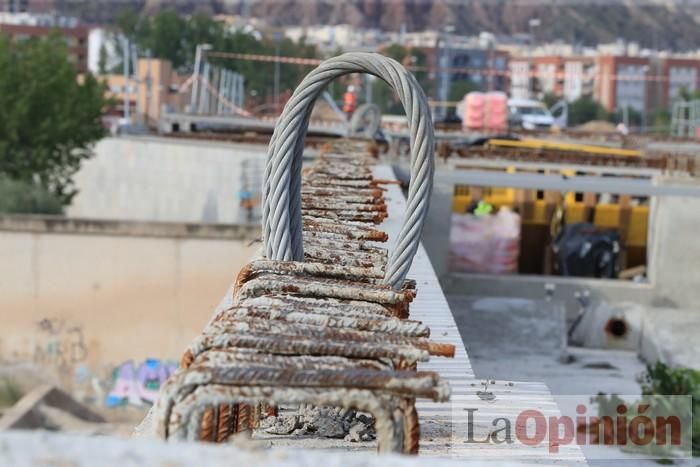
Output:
(64, 0), (700, 51)
(241, 0), (700, 50)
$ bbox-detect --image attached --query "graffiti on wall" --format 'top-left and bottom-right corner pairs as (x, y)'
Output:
(33, 318), (88, 368)
(105, 359), (178, 407)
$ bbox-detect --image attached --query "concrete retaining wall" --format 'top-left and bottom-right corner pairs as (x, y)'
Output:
(0, 215), (259, 389)
(433, 176), (700, 316)
(67, 136), (267, 224)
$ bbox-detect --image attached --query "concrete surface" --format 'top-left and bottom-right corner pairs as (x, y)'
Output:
(451, 296), (568, 356)
(569, 302), (644, 351)
(446, 294), (693, 466)
(648, 190), (700, 311)
(445, 273), (656, 322)
(420, 161), (700, 317)
(373, 166), (586, 463)
(0, 215), (260, 240)
(0, 215), (258, 387)
(639, 307), (700, 370)
(0, 429), (583, 467)
(448, 295), (647, 396)
(68, 136), (269, 224)
(420, 180), (453, 281)
(160, 112), (347, 137)
(436, 168), (700, 197)
(133, 165), (587, 464)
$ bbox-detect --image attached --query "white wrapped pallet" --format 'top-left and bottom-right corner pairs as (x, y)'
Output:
(448, 208), (521, 274)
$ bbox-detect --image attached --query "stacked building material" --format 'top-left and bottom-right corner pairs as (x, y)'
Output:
(153, 140), (453, 453)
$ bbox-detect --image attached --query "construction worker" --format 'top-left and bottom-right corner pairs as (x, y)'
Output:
(616, 121), (629, 136)
(342, 85), (358, 118)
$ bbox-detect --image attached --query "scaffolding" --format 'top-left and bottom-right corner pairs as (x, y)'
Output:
(670, 99), (700, 138)
(189, 44), (246, 115)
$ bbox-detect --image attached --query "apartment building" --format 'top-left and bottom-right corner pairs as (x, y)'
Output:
(1, 0), (54, 13)
(595, 55), (650, 113)
(658, 57), (700, 107)
(0, 22), (89, 72)
(510, 55), (595, 102)
(509, 58), (530, 99)
(104, 58), (191, 123)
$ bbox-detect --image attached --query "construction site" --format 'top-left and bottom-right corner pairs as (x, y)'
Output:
(2, 9), (700, 466)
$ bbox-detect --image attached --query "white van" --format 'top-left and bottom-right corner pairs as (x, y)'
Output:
(507, 98), (555, 130)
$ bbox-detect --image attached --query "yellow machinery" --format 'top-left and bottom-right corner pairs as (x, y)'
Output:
(452, 171), (649, 274)
(452, 167), (517, 213)
(451, 136), (651, 274)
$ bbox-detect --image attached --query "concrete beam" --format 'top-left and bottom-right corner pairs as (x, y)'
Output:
(448, 158), (661, 177)
(435, 169), (700, 197)
(0, 430), (530, 467)
(0, 215), (261, 241)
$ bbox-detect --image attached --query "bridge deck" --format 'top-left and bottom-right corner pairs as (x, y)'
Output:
(376, 164), (587, 464)
(139, 160), (587, 464)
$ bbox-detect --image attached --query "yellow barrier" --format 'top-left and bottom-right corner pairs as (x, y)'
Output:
(487, 138), (641, 157)
(593, 204), (648, 247)
(452, 188), (516, 213)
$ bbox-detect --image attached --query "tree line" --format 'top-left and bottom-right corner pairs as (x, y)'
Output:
(0, 34), (107, 212)
(113, 9), (319, 105)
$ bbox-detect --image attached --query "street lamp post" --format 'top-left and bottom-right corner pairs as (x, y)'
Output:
(273, 31), (283, 112)
(144, 49), (152, 124)
(642, 64), (650, 133)
(479, 32), (496, 92)
(437, 25), (456, 121)
(121, 36), (130, 122)
(528, 18), (541, 99)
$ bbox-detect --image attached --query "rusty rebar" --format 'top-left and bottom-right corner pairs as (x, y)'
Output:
(156, 133), (454, 454)
(217, 307), (430, 337)
(203, 318), (450, 357)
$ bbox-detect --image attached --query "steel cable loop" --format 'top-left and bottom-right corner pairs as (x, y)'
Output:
(262, 52), (435, 289)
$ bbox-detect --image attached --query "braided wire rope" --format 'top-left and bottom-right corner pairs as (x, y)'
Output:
(262, 52), (435, 290)
(349, 103), (382, 137)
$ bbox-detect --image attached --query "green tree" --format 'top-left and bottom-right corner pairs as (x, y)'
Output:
(0, 177), (63, 215)
(638, 363), (700, 457)
(609, 106), (642, 126)
(0, 33), (108, 206)
(112, 10), (320, 103)
(677, 85), (700, 102)
(379, 43), (431, 92)
(373, 43), (433, 114)
(448, 80), (479, 102)
(143, 9), (189, 68)
(652, 108), (671, 133)
(541, 92), (560, 109)
(446, 80), (479, 119)
(115, 8), (140, 38)
(567, 95), (610, 126)
(382, 43), (407, 62)
(98, 44), (108, 75)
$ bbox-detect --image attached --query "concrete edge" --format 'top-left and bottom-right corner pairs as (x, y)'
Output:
(0, 215), (261, 241)
(447, 271), (655, 289)
(0, 430), (530, 467)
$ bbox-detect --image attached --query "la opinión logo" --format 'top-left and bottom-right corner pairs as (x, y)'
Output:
(461, 402), (685, 454)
